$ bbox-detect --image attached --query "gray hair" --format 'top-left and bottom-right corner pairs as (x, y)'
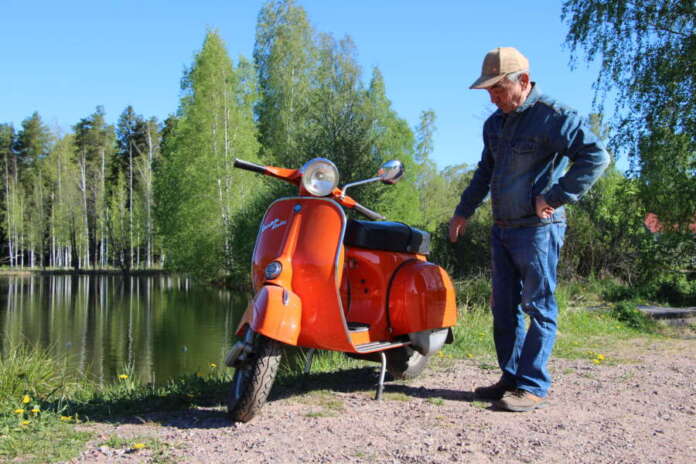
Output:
(505, 70), (529, 82)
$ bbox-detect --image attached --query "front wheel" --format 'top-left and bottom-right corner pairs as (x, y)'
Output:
(227, 333), (282, 423)
(386, 346), (430, 380)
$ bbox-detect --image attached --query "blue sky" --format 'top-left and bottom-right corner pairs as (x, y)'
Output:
(1, 0), (604, 170)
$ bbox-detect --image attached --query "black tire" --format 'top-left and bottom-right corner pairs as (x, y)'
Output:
(386, 346), (430, 380)
(227, 333), (282, 423)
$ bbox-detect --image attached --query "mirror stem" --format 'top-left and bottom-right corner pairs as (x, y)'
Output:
(340, 177), (381, 199)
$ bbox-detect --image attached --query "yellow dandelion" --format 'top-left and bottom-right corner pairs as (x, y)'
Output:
(118, 374), (128, 380)
(14, 408), (24, 414)
(597, 354), (605, 361)
(592, 359), (601, 364)
(60, 416), (72, 422)
(22, 395), (31, 404)
(21, 420), (30, 425)
(209, 363), (217, 368)
(31, 407), (40, 414)
(133, 443), (146, 450)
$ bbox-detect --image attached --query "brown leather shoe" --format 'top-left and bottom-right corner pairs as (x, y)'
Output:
(474, 379), (515, 401)
(495, 389), (548, 412)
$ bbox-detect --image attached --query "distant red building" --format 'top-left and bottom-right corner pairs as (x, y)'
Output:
(644, 213), (696, 233)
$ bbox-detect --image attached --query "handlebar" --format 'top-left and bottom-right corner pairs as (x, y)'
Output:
(233, 159), (266, 174)
(235, 158), (385, 221)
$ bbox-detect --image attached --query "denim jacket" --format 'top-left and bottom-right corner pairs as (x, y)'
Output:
(455, 84), (610, 227)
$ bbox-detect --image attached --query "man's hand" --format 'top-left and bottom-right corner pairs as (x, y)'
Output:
(535, 195), (555, 219)
(449, 215), (468, 242)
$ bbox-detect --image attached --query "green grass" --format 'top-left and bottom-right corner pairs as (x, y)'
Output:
(445, 277), (670, 363)
(1, 276), (689, 463)
(426, 397), (444, 406)
(0, 344), (232, 463)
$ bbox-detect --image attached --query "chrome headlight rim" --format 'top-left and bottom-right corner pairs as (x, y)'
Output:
(300, 158), (339, 197)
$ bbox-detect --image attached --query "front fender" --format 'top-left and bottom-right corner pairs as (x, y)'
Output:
(236, 285), (302, 345)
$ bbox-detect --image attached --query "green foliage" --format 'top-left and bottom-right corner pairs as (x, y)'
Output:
(73, 106), (116, 268)
(155, 30), (260, 280)
(429, 188), (492, 280)
(561, 164), (647, 281)
(107, 171), (130, 271)
(13, 112), (51, 169)
(563, 0), (695, 283)
(610, 301), (656, 332)
(602, 274), (696, 307)
(253, 1), (422, 225)
(255, 0), (316, 167)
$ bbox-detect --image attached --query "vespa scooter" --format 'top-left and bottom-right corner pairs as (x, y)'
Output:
(225, 157), (457, 422)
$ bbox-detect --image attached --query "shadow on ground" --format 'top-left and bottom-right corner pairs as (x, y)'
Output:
(58, 366), (478, 430)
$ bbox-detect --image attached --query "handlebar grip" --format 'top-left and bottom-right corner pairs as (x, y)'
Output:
(353, 203), (385, 221)
(233, 158), (266, 174)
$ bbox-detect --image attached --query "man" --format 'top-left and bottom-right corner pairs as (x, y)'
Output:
(450, 47), (609, 412)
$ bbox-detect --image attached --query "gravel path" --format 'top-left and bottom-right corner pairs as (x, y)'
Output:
(66, 338), (696, 464)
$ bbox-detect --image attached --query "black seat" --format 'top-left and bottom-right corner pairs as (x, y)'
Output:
(344, 220), (430, 255)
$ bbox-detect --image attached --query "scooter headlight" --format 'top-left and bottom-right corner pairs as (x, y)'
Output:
(264, 261), (282, 280)
(300, 158), (339, 197)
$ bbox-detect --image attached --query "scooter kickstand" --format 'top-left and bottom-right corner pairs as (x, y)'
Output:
(375, 352), (387, 400)
(304, 348), (316, 375)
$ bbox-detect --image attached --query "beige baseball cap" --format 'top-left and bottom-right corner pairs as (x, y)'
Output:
(470, 47), (530, 89)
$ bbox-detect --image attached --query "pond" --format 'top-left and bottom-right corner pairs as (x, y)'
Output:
(0, 274), (246, 385)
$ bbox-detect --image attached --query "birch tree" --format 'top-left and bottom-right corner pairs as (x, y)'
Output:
(155, 30), (259, 279)
(73, 107), (115, 269)
(255, 0), (317, 166)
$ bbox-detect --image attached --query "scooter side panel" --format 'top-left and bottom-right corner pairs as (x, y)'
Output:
(388, 261), (457, 336)
(342, 248), (417, 341)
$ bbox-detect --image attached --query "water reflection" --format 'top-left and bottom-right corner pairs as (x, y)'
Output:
(0, 274), (247, 385)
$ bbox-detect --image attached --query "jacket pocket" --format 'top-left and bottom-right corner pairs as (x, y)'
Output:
(512, 138), (539, 155)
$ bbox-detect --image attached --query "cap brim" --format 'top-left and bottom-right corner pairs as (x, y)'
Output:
(469, 74), (505, 89)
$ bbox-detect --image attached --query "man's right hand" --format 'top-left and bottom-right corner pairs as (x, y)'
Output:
(448, 215), (468, 243)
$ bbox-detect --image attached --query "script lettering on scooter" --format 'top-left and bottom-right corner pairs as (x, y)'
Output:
(260, 218), (287, 233)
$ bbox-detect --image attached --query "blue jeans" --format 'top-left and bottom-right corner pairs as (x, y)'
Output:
(490, 222), (566, 398)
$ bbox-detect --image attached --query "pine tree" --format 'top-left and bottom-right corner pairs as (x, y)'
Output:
(14, 113), (52, 266)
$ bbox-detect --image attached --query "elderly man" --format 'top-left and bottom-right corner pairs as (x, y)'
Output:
(450, 47), (609, 412)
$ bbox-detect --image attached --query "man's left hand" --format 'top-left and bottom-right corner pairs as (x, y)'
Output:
(535, 195), (555, 219)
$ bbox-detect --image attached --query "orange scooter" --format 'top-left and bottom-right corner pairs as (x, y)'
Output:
(225, 157), (457, 422)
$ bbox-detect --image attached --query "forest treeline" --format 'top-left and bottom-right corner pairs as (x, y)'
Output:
(0, 0), (693, 301)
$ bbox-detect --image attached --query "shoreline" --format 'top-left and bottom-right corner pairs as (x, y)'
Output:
(0, 268), (171, 276)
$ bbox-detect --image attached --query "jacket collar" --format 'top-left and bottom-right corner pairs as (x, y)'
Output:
(513, 82), (540, 114)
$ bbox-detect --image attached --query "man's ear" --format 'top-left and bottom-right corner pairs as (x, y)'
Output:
(520, 72), (531, 88)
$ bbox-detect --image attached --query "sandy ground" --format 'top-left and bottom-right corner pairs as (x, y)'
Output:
(65, 337), (696, 464)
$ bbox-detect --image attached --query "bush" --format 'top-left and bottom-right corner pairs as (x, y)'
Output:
(610, 301), (655, 331)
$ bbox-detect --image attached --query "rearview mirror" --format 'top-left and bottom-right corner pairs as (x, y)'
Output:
(378, 160), (404, 184)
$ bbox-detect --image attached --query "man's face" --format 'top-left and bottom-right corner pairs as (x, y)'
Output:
(486, 74), (529, 113)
